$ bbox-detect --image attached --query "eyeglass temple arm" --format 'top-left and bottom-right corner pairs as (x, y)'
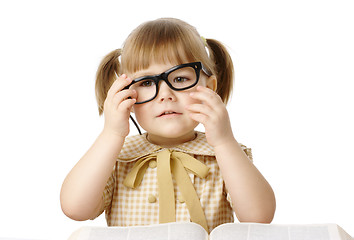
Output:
(129, 115), (142, 135)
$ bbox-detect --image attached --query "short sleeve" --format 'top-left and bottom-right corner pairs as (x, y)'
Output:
(226, 185), (234, 208)
(240, 144), (253, 162)
(90, 164), (116, 220)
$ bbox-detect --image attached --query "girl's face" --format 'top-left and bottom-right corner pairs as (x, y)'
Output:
(128, 61), (216, 147)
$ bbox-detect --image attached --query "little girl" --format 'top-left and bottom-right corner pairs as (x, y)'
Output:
(60, 18), (276, 233)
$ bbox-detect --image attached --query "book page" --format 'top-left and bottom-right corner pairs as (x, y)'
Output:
(210, 223), (249, 240)
(210, 223), (353, 240)
(337, 226), (353, 240)
(68, 222), (208, 240)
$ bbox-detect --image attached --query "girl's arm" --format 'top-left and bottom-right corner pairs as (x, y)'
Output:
(187, 86), (276, 223)
(213, 139), (276, 223)
(60, 131), (124, 220)
(60, 75), (136, 220)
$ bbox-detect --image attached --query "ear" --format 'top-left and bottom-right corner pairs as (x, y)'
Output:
(206, 75), (217, 92)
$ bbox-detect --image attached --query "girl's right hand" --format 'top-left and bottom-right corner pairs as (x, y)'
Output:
(102, 74), (137, 138)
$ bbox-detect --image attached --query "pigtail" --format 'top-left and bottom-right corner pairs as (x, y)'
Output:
(205, 39), (234, 104)
(95, 49), (122, 115)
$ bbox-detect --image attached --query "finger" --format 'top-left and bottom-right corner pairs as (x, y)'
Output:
(188, 112), (208, 125)
(186, 103), (213, 116)
(106, 74), (133, 100)
(104, 88), (135, 112)
(118, 98), (136, 113)
(190, 86), (222, 105)
(107, 75), (132, 98)
(112, 89), (137, 107)
(187, 103), (224, 126)
(197, 85), (216, 93)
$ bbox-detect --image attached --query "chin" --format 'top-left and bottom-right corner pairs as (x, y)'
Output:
(144, 124), (198, 140)
(153, 128), (193, 138)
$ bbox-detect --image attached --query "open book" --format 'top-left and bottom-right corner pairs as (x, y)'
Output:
(69, 222), (353, 240)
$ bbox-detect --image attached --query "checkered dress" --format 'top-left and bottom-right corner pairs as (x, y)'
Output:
(93, 131), (252, 233)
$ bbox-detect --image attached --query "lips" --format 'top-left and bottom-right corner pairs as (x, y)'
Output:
(157, 111), (181, 117)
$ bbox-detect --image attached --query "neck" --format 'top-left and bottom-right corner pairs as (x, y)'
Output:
(146, 131), (197, 148)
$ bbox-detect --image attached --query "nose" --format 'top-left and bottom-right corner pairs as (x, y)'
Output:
(157, 80), (176, 102)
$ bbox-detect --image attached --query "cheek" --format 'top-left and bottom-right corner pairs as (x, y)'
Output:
(132, 103), (155, 127)
(133, 104), (144, 113)
(132, 105), (146, 122)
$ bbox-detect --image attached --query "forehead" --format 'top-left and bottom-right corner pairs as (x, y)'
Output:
(128, 61), (183, 79)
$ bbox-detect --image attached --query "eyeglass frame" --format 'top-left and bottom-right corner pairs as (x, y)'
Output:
(124, 61), (211, 104)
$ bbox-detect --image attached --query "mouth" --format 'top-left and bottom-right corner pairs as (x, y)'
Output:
(157, 111), (182, 117)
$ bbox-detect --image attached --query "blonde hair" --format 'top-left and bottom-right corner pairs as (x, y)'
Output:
(95, 18), (234, 115)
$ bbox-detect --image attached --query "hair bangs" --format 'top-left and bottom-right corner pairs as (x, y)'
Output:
(121, 18), (208, 74)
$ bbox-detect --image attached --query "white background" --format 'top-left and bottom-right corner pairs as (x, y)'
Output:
(0, 0), (353, 239)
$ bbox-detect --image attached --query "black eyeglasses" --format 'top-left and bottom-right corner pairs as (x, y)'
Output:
(125, 62), (211, 104)
(124, 61), (211, 135)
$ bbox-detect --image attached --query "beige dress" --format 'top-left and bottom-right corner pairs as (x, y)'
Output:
(94, 131), (253, 233)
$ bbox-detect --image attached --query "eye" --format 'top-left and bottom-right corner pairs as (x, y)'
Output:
(139, 80), (155, 87)
(173, 77), (190, 83)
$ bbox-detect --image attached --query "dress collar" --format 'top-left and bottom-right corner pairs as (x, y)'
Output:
(117, 131), (215, 162)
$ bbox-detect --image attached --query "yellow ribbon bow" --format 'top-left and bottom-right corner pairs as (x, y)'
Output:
(123, 149), (210, 232)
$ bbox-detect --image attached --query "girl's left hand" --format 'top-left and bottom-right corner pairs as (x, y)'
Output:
(186, 86), (235, 148)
